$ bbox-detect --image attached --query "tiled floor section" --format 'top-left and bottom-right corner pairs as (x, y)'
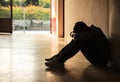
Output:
(0, 31), (120, 82)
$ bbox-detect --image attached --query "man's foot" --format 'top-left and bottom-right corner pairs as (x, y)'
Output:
(45, 55), (57, 61)
(45, 57), (64, 68)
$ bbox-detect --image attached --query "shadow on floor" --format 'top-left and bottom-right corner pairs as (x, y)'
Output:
(78, 65), (120, 82)
(45, 65), (120, 82)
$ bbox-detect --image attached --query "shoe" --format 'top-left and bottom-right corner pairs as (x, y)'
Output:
(45, 57), (64, 68)
(45, 55), (57, 61)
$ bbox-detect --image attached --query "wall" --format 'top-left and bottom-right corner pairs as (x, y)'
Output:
(65, 0), (109, 41)
(109, 0), (120, 69)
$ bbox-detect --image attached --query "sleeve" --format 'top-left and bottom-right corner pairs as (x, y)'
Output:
(74, 31), (94, 41)
(73, 26), (103, 41)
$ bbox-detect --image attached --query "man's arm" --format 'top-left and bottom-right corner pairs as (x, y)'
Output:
(73, 32), (90, 41)
(73, 26), (107, 41)
(70, 31), (91, 41)
(70, 31), (76, 38)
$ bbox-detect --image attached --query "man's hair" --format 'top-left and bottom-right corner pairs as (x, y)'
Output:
(73, 21), (88, 33)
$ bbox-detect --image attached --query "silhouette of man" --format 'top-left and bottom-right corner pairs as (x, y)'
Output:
(45, 21), (110, 68)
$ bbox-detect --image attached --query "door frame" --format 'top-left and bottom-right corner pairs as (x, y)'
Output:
(50, 0), (64, 37)
(0, 0), (12, 33)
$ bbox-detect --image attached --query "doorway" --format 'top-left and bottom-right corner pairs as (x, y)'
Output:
(0, 0), (64, 36)
(12, 0), (51, 33)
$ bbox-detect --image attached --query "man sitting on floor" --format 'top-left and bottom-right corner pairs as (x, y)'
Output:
(45, 21), (110, 68)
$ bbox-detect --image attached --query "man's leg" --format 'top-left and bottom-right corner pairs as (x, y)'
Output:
(58, 40), (82, 63)
(45, 40), (83, 68)
(45, 40), (78, 61)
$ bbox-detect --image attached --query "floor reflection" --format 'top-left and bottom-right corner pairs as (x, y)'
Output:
(0, 33), (120, 82)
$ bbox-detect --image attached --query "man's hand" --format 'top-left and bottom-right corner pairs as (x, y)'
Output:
(70, 31), (76, 38)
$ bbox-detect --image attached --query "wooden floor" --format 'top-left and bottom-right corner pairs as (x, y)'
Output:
(0, 31), (120, 82)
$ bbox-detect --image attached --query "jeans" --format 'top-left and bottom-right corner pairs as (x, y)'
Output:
(56, 39), (110, 67)
(57, 40), (83, 62)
